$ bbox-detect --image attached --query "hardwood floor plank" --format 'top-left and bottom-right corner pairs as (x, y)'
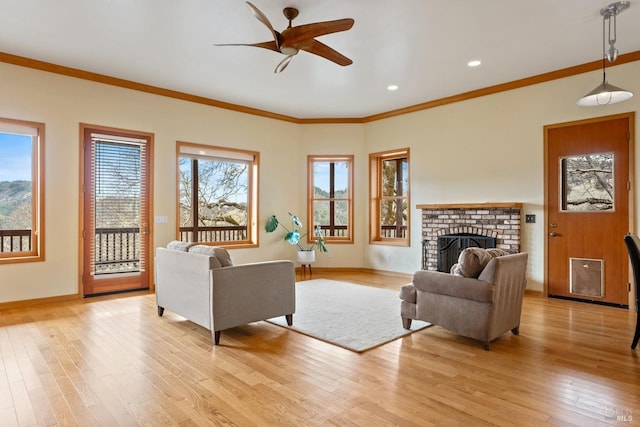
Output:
(8, 379), (37, 426)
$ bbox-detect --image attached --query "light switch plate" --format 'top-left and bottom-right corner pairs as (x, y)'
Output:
(155, 215), (168, 224)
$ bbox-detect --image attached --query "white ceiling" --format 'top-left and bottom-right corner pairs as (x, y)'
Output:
(1, 0), (639, 119)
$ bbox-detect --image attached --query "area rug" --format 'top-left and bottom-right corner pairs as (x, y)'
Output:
(267, 279), (431, 352)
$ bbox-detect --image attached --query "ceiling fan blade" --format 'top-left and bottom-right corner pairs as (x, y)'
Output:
(246, 2), (281, 49)
(281, 19), (354, 47)
(300, 39), (352, 66)
(215, 41), (279, 52)
(274, 55), (294, 73)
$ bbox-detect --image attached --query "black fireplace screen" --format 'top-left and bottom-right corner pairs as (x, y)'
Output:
(426, 233), (497, 272)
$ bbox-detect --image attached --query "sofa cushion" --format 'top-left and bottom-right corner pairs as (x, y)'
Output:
(167, 240), (196, 252)
(188, 245), (233, 267)
(453, 247), (509, 278)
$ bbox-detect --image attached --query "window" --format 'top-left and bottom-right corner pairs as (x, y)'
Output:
(561, 153), (614, 211)
(369, 148), (410, 245)
(177, 142), (258, 248)
(0, 117), (45, 263)
(307, 155), (354, 243)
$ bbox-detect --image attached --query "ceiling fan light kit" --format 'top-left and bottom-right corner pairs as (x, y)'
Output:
(217, 1), (354, 73)
(577, 1), (633, 107)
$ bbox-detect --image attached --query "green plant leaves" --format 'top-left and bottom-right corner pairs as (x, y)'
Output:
(288, 212), (302, 228)
(313, 226), (328, 252)
(285, 230), (301, 245)
(266, 213), (329, 252)
(265, 215), (279, 232)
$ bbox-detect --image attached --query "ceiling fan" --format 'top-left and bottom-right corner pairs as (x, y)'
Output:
(217, 2), (354, 73)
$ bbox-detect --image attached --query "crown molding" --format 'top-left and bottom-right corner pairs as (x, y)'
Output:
(2, 50), (639, 124)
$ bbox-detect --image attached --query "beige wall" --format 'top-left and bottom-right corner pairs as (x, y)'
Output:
(0, 59), (638, 302)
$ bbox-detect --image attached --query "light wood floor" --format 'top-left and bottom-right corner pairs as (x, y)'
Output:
(1, 270), (638, 426)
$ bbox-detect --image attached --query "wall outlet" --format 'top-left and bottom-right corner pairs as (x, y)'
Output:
(525, 214), (536, 223)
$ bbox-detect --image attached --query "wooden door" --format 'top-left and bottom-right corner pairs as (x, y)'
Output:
(80, 124), (153, 296)
(545, 113), (633, 306)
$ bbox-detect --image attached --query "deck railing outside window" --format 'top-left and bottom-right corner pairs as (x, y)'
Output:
(307, 225), (407, 239)
(0, 229), (32, 253)
(94, 227), (141, 274)
(179, 225), (248, 243)
(381, 225), (407, 238)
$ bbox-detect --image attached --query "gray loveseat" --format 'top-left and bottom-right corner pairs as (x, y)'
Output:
(400, 248), (528, 350)
(155, 241), (295, 345)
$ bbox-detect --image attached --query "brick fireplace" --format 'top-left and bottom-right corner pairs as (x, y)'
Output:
(417, 203), (522, 271)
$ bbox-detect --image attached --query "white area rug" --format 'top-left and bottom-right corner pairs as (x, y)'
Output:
(267, 279), (431, 352)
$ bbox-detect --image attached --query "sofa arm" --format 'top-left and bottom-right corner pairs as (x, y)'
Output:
(155, 247), (217, 328)
(210, 261), (296, 331)
(412, 270), (495, 303)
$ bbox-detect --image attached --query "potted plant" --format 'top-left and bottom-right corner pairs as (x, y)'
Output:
(265, 212), (328, 264)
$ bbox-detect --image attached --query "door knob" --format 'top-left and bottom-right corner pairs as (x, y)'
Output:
(549, 231), (558, 237)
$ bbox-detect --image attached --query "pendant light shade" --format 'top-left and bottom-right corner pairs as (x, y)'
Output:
(577, 1), (633, 107)
(577, 81), (633, 107)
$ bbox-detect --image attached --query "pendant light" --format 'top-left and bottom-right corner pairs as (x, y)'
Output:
(577, 1), (633, 107)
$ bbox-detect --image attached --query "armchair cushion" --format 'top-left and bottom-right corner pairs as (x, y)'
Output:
(452, 247), (509, 278)
(412, 270), (495, 303)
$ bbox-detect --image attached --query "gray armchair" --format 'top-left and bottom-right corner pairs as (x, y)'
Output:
(400, 249), (528, 350)
(155, 243), (295, 345)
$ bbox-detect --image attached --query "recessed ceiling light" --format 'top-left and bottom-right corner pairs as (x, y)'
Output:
(467, 60), (482, 67)
(387, 85), (399, 91)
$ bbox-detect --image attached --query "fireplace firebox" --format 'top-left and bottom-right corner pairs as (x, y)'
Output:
(435, 233), (497, 272)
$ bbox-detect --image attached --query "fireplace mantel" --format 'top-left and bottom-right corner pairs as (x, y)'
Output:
(416, 202), (523, 210)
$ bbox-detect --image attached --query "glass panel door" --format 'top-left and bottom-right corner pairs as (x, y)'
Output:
(81, 125), (152, 296)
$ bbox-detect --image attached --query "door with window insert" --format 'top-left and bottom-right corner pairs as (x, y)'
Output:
(545, 114), (633, 306)
(81, 125), (153, 296)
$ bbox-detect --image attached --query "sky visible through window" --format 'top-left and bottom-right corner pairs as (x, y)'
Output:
(314, 161), (348, 193)
(0, 133), (32, 181)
